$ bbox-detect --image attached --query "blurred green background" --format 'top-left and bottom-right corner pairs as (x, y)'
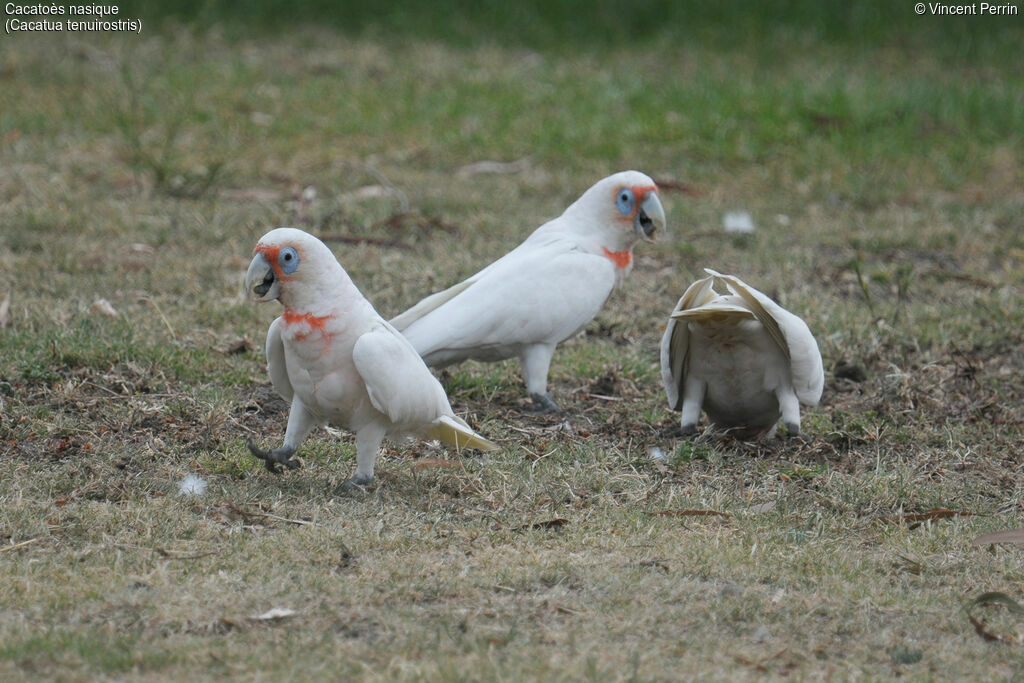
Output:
(120, 0), (1020, 60)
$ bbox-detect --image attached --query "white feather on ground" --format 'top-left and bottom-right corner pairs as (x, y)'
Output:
(177, 474), (208, 496)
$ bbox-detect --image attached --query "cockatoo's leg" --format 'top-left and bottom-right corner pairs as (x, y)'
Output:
(347, 422), (386, 488)
(247, 395), (317, 473)
(520, 344), (560, 413)
(679, 375), (706, 435)
(776, 385), (802, 437)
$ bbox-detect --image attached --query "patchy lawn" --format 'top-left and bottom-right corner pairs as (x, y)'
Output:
(0, 14), (1022, 680)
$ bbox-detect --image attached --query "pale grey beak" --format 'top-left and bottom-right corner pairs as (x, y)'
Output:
(245, 252), (279, 302)
(635, 192), (666, 243)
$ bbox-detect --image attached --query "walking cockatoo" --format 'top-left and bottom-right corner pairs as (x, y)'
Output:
(660, 269), (824, 439)
(244, 227), (497, 487)
(391, 171), (667, 413)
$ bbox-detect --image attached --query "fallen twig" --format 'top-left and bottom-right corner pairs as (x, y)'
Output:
(224, 501), (319, 527)
(656, 509), (731, 518)
(875, 508), (974, 528)
(155, 547), (219, 561)
(0, 538), (39, 553)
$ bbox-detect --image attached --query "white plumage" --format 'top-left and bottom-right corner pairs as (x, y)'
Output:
(391, 171), (666, 412)
(244, 227), (496, 487)
(660, 269), (824, 439)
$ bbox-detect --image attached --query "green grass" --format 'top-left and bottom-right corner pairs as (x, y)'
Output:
(1, 10), (1023, 681)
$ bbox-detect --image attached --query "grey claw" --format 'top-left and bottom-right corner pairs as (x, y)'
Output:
(529, 393), (562, 414)
(246, 439), (301, 474)
(680, 423), (698, 437)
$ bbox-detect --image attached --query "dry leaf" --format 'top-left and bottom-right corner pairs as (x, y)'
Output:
(749, 501), (777, 514)
(965, 591), (1024, 643)
(252, 607), (297, 621)
(91, 298), (119, 318)
(972, 529), (1024, 547)
(0, 291), (9, 328)
(651, 178), (703, 197)
(220, 337), (252, 355)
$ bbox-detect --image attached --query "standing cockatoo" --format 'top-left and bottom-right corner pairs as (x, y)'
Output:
(391, 171), (667, 412)
(660, 269), (824, 439)
(244, 227), (496, 487)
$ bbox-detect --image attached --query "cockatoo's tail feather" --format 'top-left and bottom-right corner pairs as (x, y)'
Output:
(428, 415), (499, 452)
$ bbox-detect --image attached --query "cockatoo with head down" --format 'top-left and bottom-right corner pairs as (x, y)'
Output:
(391, 171), (667, 413)
(244, 227), (497, 487)
(660, 269), (824, 439)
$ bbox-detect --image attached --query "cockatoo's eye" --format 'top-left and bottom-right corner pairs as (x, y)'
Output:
(616, 188), (635, 216)
(278, 246), (299, 274)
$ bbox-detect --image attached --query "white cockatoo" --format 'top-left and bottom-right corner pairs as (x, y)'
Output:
(391, 171), (667, 413)
(244, 227), (496, 487)
(660, 269), (824, 439)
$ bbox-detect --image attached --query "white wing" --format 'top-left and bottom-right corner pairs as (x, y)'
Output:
(706, 270), (825, 405)
(661, 274), (720, 409)
(396, 235), (617, 362)
(389, 232), (548, 332)
(266, 316), (293, 403)
(351, 321), (452, 428)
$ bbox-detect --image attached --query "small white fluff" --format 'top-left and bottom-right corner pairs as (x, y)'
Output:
(178, 473), (208, 496)
(723, 211), (756, 235)
(648, 446), (666, 461)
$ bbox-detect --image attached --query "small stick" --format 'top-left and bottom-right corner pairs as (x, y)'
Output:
(0, 538), (40, 553)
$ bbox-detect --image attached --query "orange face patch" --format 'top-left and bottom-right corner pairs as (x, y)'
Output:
(612, 184), (659, 222)
(254, 243), (301, 280)
(631, 184), (658, 204)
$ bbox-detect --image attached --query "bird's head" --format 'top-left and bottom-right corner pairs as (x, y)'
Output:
(563, 171), (667, 252)
(245, 227), (342, 308)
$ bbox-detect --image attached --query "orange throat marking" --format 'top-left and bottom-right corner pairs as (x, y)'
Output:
(282, 309), (333, 341)
(602, 247), (632, 269)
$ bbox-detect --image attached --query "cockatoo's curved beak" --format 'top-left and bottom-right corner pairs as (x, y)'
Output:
(635, 192), (666, 243)
(246, 252), (280, 302)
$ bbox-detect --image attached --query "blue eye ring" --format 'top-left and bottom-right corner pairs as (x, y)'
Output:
(278, 246), (299, 274)
(616, 188), (635, 216)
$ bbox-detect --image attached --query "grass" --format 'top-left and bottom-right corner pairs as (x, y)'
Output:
(1, 7), (1023, 680)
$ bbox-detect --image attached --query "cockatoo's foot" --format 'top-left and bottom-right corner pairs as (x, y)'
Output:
(340, 473), (374, 492)
(246, 439), (302, 474)
(783, 422), (803, 438)
(680, 423), (698, 437)
(529, 393), (562, 414)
